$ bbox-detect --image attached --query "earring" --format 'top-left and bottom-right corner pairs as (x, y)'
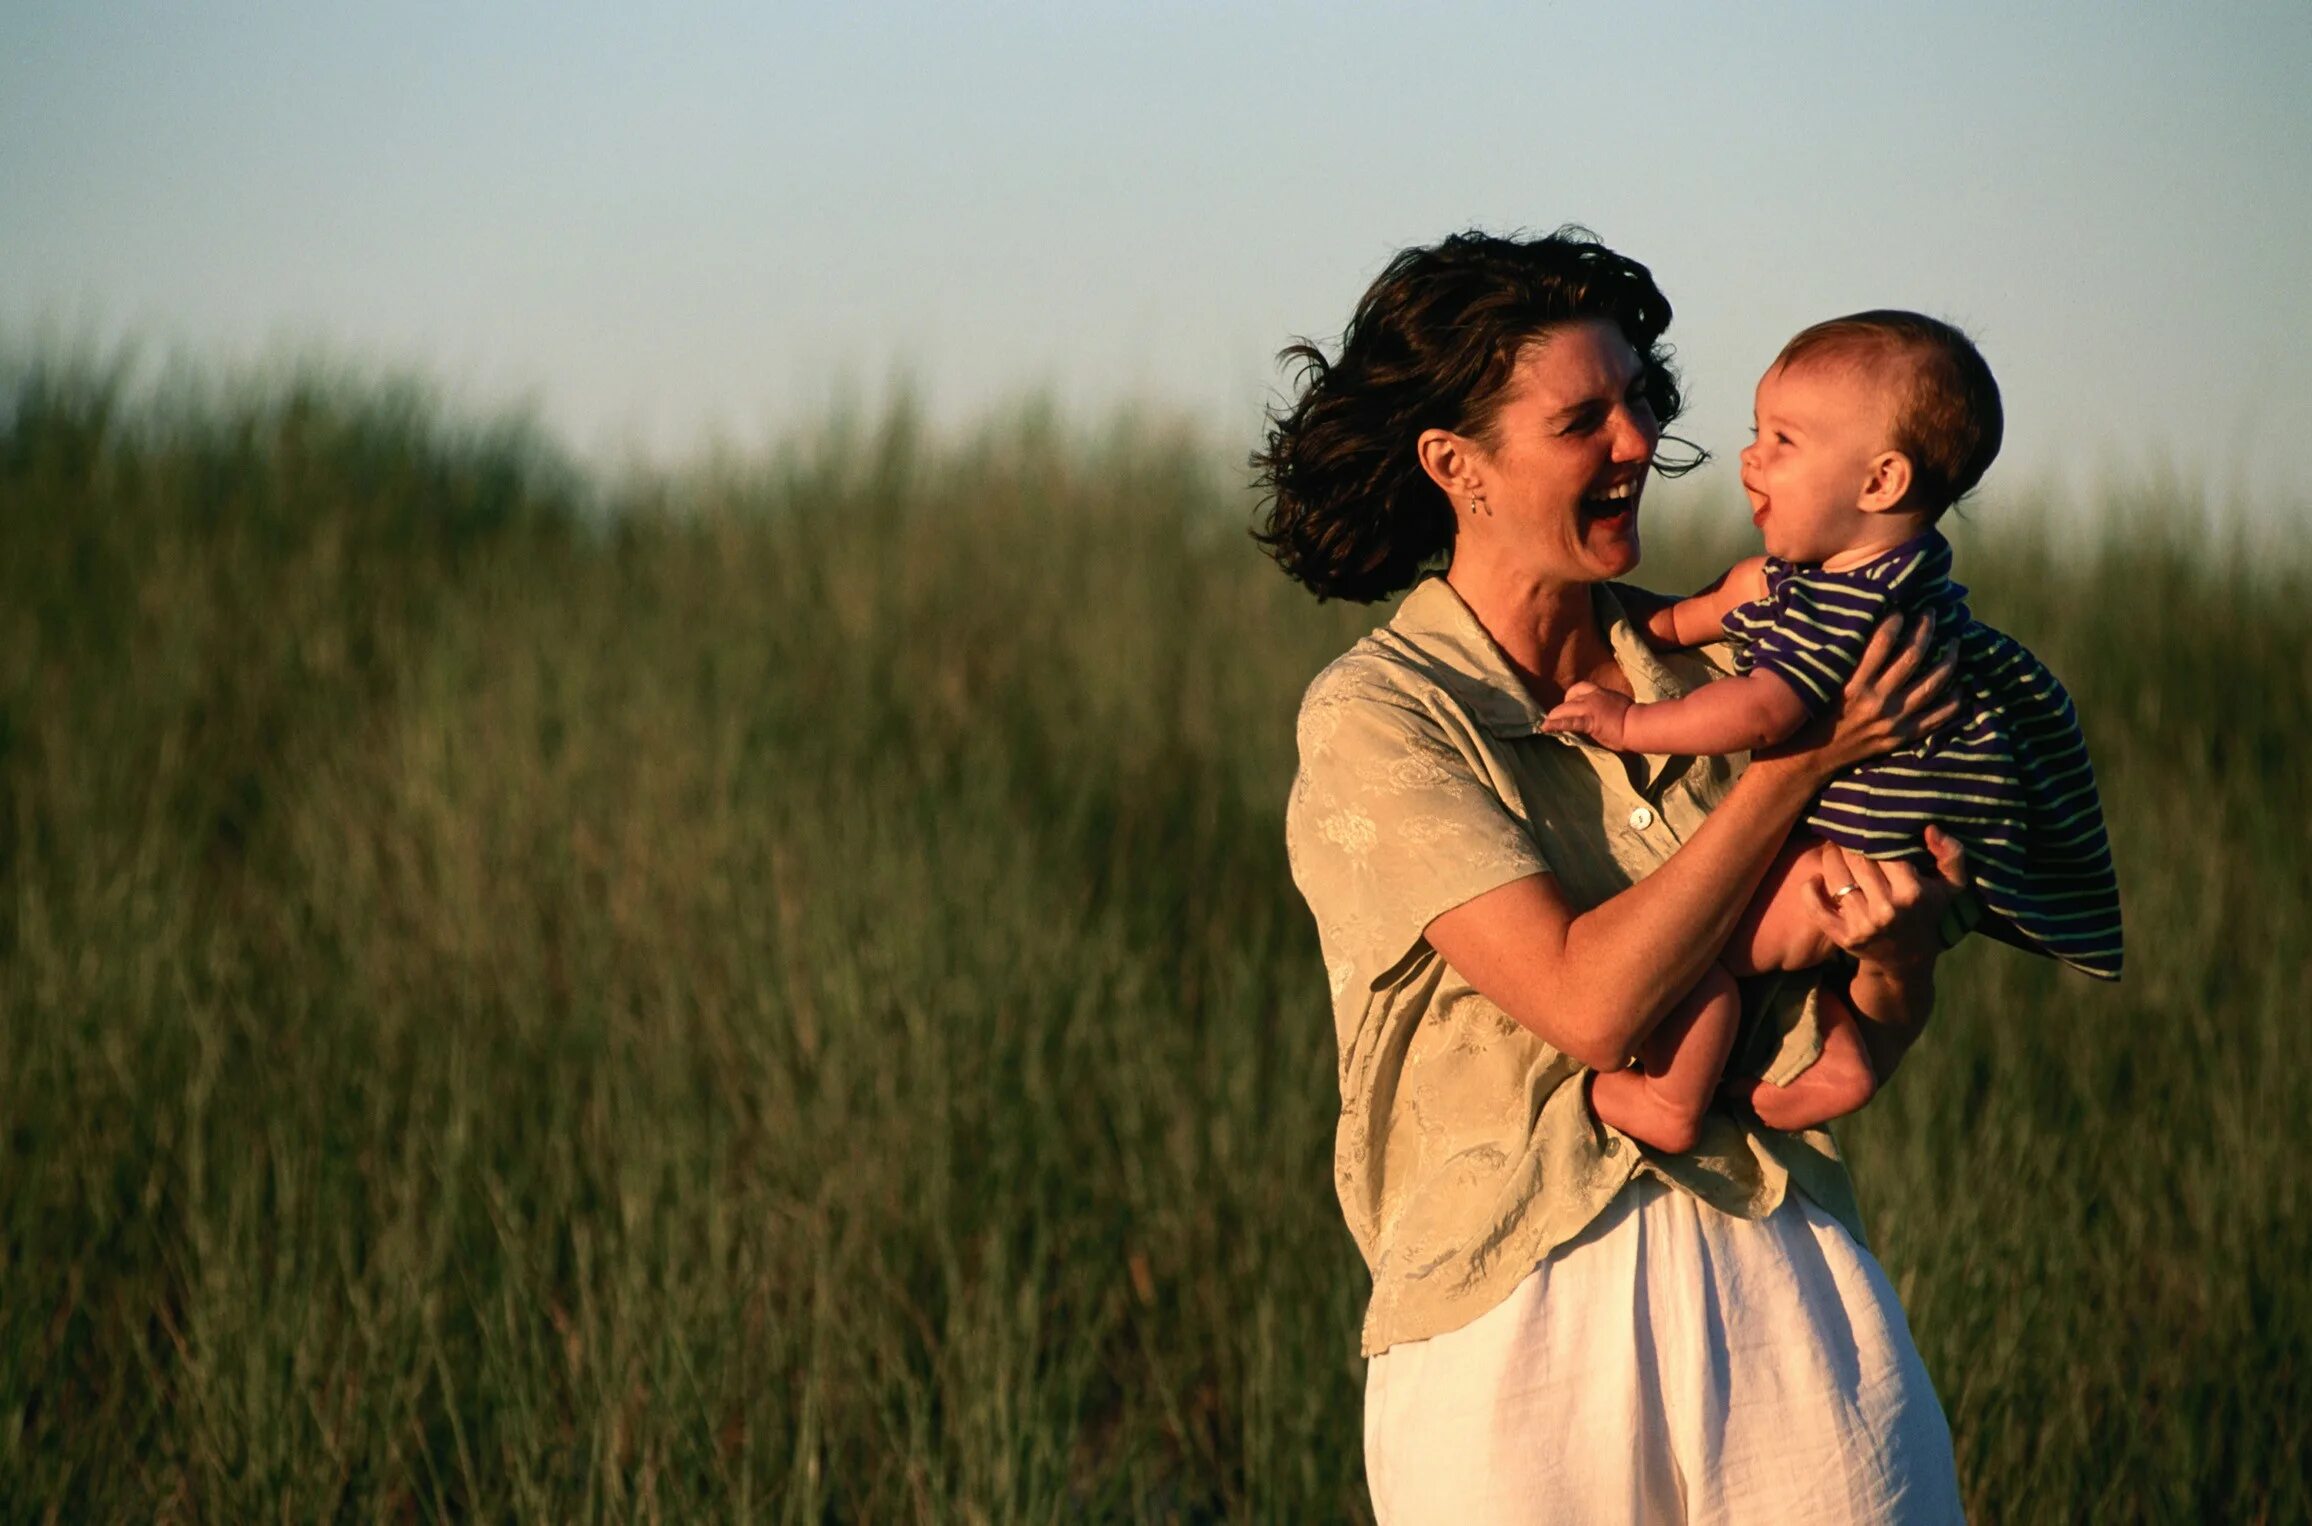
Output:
(1467, 495), (1489, 516)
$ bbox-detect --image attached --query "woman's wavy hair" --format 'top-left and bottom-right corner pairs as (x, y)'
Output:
(1252, 227), (1699, 603)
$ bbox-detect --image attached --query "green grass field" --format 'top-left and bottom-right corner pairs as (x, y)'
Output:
(3, 361), (2307, 1522)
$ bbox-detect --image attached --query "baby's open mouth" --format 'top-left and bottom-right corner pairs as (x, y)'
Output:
(1580, 478), (1641, 521)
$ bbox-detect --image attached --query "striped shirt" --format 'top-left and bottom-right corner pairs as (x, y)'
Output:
(1724, 532), (2123, 981)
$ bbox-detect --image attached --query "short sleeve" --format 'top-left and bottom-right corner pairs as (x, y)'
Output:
(1285, 671), (1549, 998)
(1735, 571), (1893, 713)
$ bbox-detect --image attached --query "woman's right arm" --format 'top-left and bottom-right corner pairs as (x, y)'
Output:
(1426, 615), (1954, 1072)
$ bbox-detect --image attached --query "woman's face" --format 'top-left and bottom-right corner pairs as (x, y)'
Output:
(1461, 319), (1660, 584)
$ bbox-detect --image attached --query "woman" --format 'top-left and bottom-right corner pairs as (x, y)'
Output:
(1259, 230), (1971, 1521)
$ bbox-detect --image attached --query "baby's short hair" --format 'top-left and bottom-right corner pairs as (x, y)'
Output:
(1774, 311), (2003, 514)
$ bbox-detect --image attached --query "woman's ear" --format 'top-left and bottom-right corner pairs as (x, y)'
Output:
(1416, 427), (1480, 501)
(1858, 450), (1914, 514)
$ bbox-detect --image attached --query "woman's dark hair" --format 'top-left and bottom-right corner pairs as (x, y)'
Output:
(1252, 227), (1697, 603)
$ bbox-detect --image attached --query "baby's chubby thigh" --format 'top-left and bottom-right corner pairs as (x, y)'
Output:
(1726, 835), (1841, 977)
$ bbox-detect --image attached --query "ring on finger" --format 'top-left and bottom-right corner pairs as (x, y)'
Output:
(1828, 882), (1864, 901)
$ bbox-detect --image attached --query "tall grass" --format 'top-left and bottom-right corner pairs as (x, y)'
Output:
(2, 359), (2305, 1521)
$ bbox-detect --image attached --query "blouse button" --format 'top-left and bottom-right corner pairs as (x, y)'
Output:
(1628, 805), (1655, 831)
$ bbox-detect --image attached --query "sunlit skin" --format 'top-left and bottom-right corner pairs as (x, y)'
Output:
(1741, 358), (1927, 570)
(1540, 356), (1937, 754)
(1417, 319), (1659, 703)
(1408, 319), (1968, 1145)
(1446, 318), (1658, 587)
(1528, 348), (1971, 1149)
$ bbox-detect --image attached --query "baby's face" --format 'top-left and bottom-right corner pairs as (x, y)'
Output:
(1738, 360), (1900, 564)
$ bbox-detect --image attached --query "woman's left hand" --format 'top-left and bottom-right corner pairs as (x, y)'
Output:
(1804, 825), (1971, 972)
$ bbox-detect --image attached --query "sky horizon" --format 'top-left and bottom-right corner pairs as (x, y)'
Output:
(7, 2), (2308, 521)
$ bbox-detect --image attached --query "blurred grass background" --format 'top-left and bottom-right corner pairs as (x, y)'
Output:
(2, 356), (2306, 1522)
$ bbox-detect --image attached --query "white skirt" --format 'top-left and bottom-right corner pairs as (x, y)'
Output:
(1364, 1177), (1964, 1524)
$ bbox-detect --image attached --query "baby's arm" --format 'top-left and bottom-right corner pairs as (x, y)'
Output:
(1544, 668), (1813, 755)
(1642, 556), (1771, 649)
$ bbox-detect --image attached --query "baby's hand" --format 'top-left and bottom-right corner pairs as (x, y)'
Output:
(1542, 682), (1634, 748)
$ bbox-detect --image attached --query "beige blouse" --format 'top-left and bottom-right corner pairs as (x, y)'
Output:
(1286, 575), (1866, 1356)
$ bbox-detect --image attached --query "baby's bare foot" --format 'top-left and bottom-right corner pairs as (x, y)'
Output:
(1591, 1068), (1705, 1155)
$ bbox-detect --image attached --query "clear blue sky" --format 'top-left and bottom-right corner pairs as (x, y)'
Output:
(6, 1), (2308, 515)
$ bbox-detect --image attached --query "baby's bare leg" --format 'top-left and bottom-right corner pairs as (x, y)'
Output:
(1739, 983), (1878, 1131)
(1725, 835), (1841, 976)
(1590, 963), (1741, 1155)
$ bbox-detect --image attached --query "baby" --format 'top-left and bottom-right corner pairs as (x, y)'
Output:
(1545, 311), (2123, 1153)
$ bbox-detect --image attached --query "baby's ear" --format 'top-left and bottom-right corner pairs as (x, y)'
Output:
(1857, 450), (1914, 514)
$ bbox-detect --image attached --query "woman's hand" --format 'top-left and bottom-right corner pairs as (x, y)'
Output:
(1804, 827), (1971, 973)
(1758, 613), (1960, 784)
(1807, 827), (1972, 1082)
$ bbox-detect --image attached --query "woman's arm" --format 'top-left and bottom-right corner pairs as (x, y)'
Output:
(1808, 829), (1973, 1081)
(1847, 958), (1936, 1080)
(1427, 615), (1956, 1072)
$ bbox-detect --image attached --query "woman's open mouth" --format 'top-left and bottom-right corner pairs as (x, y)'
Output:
(1580, 478), (1642, 523)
